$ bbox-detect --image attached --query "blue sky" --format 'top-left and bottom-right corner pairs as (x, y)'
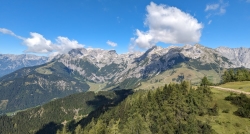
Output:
(0, 0), (250, 56)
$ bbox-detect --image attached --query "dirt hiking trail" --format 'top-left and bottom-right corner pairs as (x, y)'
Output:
(211, 86), (250, 95)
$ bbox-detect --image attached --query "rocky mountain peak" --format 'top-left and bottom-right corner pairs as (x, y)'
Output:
(68, 48), (87, 57)
(216, 47), (250, 68)
(108, 50), (117, 54)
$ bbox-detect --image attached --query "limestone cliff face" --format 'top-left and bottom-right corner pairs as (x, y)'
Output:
(216, 47), (250, 68)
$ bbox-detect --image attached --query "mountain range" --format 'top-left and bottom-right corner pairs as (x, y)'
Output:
(0, 54), (48, 77)
(0, 44), (249, 114)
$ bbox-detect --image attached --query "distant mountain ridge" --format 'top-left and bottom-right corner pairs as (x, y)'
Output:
(0, 54), (48, 77)
(56, 44), (236, 85)
(0, 44), (249, 114)
(0, 61), (90, 114)
(1, 45), (249, 78)
(216, 47), (250, 68)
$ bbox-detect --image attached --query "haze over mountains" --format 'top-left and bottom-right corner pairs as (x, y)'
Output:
(0, 44), (249, 114)
(0, 54), (48, 77)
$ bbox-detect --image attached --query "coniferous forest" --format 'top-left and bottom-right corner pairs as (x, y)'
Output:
(57, 80), (218, 134)
(0, 90), (133, 134)
(222, 68), (250, 83)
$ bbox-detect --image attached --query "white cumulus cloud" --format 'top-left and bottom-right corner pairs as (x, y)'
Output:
(24, 34), (84, 54)
(23, 32), (54, 53)
(1, 28), (84, 55)
(55, 36), (84, 53)
(130, 2), (203, 50)
(107, 40), (117, 47)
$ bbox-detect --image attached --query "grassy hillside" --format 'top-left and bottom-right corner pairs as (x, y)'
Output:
(136, 63), (221, 90)
(198, 88), (250, 134)
(219, 81), (250, 92)
(86, 82), (107, 92)
(200, 74), (250, 134)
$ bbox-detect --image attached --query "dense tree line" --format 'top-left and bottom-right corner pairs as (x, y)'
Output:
(222, 68), (250, 83)
(58, 80), (217, 134)
(225, 93), (250, 118)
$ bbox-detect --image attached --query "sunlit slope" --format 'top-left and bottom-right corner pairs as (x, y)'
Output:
(136, 63), (221, 90)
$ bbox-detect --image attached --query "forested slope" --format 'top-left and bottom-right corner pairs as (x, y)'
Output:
(0, 61), (90, 114)
(58, 81), (218, 134)
(0, 90), (132, 134)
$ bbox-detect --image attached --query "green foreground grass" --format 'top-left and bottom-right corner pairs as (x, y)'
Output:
(198, 88), (250, 134)
(220, 81), (250, 92)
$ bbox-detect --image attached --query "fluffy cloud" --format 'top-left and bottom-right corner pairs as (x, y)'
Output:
(130, 2), (203, 50)
(0, 28), (24, 40)
(1, 28), (84, 54)
(24, 34), (84, 54)
(205, 0), (228, 16)
(55, 36), (84, 53)
(106, 40), (117, 47)
(23, 33), (54, 53)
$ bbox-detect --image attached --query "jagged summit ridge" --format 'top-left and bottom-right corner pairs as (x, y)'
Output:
(55, 44), (238, 84)
(2, 44), (247, 79)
